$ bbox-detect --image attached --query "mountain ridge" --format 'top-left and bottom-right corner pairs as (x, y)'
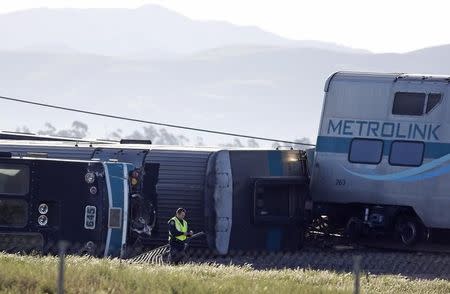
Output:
(0, 5), (369, 58)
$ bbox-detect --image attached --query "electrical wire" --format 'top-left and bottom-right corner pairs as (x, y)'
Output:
(0, 95), (316, 146)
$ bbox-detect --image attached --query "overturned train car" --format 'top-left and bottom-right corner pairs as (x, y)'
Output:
(132, 147), (309, 254)
(0, 139), (310, 255)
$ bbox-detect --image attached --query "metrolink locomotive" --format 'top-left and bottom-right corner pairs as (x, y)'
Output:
(0, 155), (141, 257)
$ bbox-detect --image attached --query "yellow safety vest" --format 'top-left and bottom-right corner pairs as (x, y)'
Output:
(168, 216), (188, 241)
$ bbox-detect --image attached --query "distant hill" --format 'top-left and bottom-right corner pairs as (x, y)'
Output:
(0, 5), (367, 59)
(2, 44), (450, 144)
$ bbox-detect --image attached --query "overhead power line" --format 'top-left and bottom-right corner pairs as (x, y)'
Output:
(0, 95), (316, 147)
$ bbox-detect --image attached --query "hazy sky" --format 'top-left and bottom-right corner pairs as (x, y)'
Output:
(1, 0), (448, 53)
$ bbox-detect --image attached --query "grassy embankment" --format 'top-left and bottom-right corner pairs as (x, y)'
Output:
(0, 253), (449, 293)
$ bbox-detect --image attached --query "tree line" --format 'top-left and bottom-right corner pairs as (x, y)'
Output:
(16, 121), (310, 148)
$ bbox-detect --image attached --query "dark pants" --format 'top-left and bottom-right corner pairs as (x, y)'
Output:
(169, 241), (186, 265)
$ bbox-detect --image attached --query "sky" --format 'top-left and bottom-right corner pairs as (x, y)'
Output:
(0, 0), (449, 53)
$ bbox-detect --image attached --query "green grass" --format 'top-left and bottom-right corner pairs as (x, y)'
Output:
(0, 253), (449, 294)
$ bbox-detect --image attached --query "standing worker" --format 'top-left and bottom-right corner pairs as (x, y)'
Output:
(168, 207), (193, 264)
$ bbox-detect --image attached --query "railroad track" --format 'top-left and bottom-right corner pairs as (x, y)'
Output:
(130, 244), (450, 279)
(186, 245), (450, 280)
(129, 232), (450, 279)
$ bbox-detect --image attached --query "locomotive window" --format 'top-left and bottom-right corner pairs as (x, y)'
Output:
(389, 141), (424, 167)
(426, 93), (442, 113)
(392, 92), (426, 116)
(0, 199), (28, 227)
(0, 164), (30, 195)
(348, 139), (383, 164)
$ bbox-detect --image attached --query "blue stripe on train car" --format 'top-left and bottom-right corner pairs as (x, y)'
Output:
(267, 151), (283, 176)
(266, 151), (283, 251)
(316, 135), (450, 159)
(104, 163), (128, 257)
(266, 229), (282, 251)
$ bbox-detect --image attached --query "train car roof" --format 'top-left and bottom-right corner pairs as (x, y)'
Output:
(0, 140), (218, 152)
(0, 140), (90, 148)
(324, 71), (450, 92)
(0, 131), (308, 151)
(0, 130), (116, 144)
(4, 156), (107, 164)
(0, 139), (305, 153)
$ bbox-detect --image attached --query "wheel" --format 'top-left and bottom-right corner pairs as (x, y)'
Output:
(395, 216), (422, 246)
(311, 215), (329, 234)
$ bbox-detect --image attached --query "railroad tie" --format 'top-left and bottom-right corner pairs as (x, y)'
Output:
(129, 244), (170, 265)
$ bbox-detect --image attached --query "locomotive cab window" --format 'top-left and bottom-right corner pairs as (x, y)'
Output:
(389, 141), (424, 167)
(392, 92), (426, 116)
(0, 164), (30, 195)
(0, 199), (28, 227)
(392, 92), (443, 115)
(349, 139), (383, 164)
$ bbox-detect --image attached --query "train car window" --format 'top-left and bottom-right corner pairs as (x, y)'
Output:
(392, 92), (426, 116)
(348, 139), (383, 164)
(389, 141), (424, 167)
(253, 180), (303, 224)
(0, 164), (29, 195)
(0, 199), (28, 227)
(255, 185), (290, 217)
(426, 93), (442, 113)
